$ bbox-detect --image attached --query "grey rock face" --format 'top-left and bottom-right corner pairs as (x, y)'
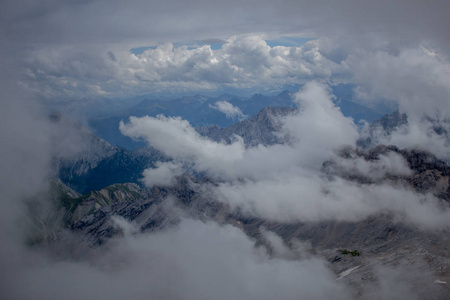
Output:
(50, 107), (450, 299)
(54, 146), (450, 299)
(357, 110), (408, 148)
(50, 113), (166, 194)
(68, 176), (225, 245)
(323, 145), (450, 200)
(197, 107), (296, 147)
(57, 107), (295, 193)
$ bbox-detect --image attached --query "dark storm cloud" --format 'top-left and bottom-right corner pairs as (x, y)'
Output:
(2, 0), (449, 51)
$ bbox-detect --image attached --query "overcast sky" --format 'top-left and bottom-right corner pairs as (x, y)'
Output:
(1, 0), (449, 101)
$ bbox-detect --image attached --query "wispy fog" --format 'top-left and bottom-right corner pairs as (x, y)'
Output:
(1, 0), (450, 299)
(121, 82), (450, 229)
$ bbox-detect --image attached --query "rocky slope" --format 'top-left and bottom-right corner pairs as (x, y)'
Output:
(323, 145), (450, 200)
(357, 110), (408, 148)
(56, 106), (295, 194)
(46, 106), (450, 299)
(50, 112), (166, 194)
(52, 145), (450, 299)
(197, 106), (295, 147)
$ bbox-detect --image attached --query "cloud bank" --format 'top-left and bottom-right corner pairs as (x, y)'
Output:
(121, 82), (450, 229)
(2, 219), (350, 300)
(0, 82), (351, 300)
(22, 36), (341, 98)
(2, 0), (450, 299)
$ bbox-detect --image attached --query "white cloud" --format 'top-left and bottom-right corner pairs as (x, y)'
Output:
(2, 1), (450, 299)
(22, 36), (342, 99)
(209, 100), (247, 120)
(348, 48), (450, 159)
(119, 114), (246, 179)
(120, 82), (358, 180)
(215, 174), (450, 229)
(141, 161), (185, 187)
(121, 82), (450, 229)
(2, 219), (350, 300)
(331, 151), (413, 181)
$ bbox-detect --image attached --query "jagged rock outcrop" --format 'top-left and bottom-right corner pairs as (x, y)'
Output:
(323, 145), (450, 201)
(196, 107), (296, 147)
(48, 106), (450, 299)
(49, 112), (166, 194)
(59, 169), (450, 299)
(57, 107), (295, 193)
(357, 110), (408, 148)
(68, 176), (225, 245)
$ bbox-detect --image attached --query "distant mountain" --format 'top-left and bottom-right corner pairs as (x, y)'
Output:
(57, 105), (401, 195)
(331, 83), (392, 123)
(55, 106), (296, 194)
(49, 112), (122, 176)
(43, 106), (450, 299)
(323, 144), (450, 199)
(357, 110), (408, 148)
(197, 107), (295, 147)
(88, 86), (386, 149)
(65, 146), (450, 245)
(88, 91), (296, 149)
(49, 112), (165, 194)
(58, 147), (166, 195)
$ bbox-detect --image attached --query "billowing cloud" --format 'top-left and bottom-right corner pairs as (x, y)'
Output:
(1, 219), (350, 300)
(141, 161), (185, 186)
(22, 36), (342, 99)
(216, 175), (450, 229)
(347, 47), (450, 160)
(119, 114), (246, 178)
(0, 82), (354, 300)
(209, 100), (247, 120)
(121, 82), (450, 229)
(2, 0), (450, 299)
(121, 82), (358, 179)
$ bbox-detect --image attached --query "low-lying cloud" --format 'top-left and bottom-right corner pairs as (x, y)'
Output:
(121, 82), (450, 229)
(2, 217), (351, 300)
(209, 100), (247, 120)
(0, 88), (352, 300)
(120, 82), (358, 179)
(2, 0), (450, 299)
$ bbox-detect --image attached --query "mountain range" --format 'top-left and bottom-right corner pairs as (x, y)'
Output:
(85, 84), (388, 149)
(53, 143), (450, 299)
(44, 100), (450, 299)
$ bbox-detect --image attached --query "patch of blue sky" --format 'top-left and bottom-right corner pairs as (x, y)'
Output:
(174, 41), (224, 50)
(130, 46), (156, 55)
(131, 41), (223, 55)
(266, 36), (314, 47)
(131, 36), (312, 55)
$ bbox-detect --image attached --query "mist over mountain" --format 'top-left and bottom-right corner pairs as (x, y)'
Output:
(46, 104), (450, 299)
(83, 84), (385, 149)
(2, 0), (450, 299)
(54, 105), (295, 194)
(3, 81), (449, 300)
(54, 98), (389, 195)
